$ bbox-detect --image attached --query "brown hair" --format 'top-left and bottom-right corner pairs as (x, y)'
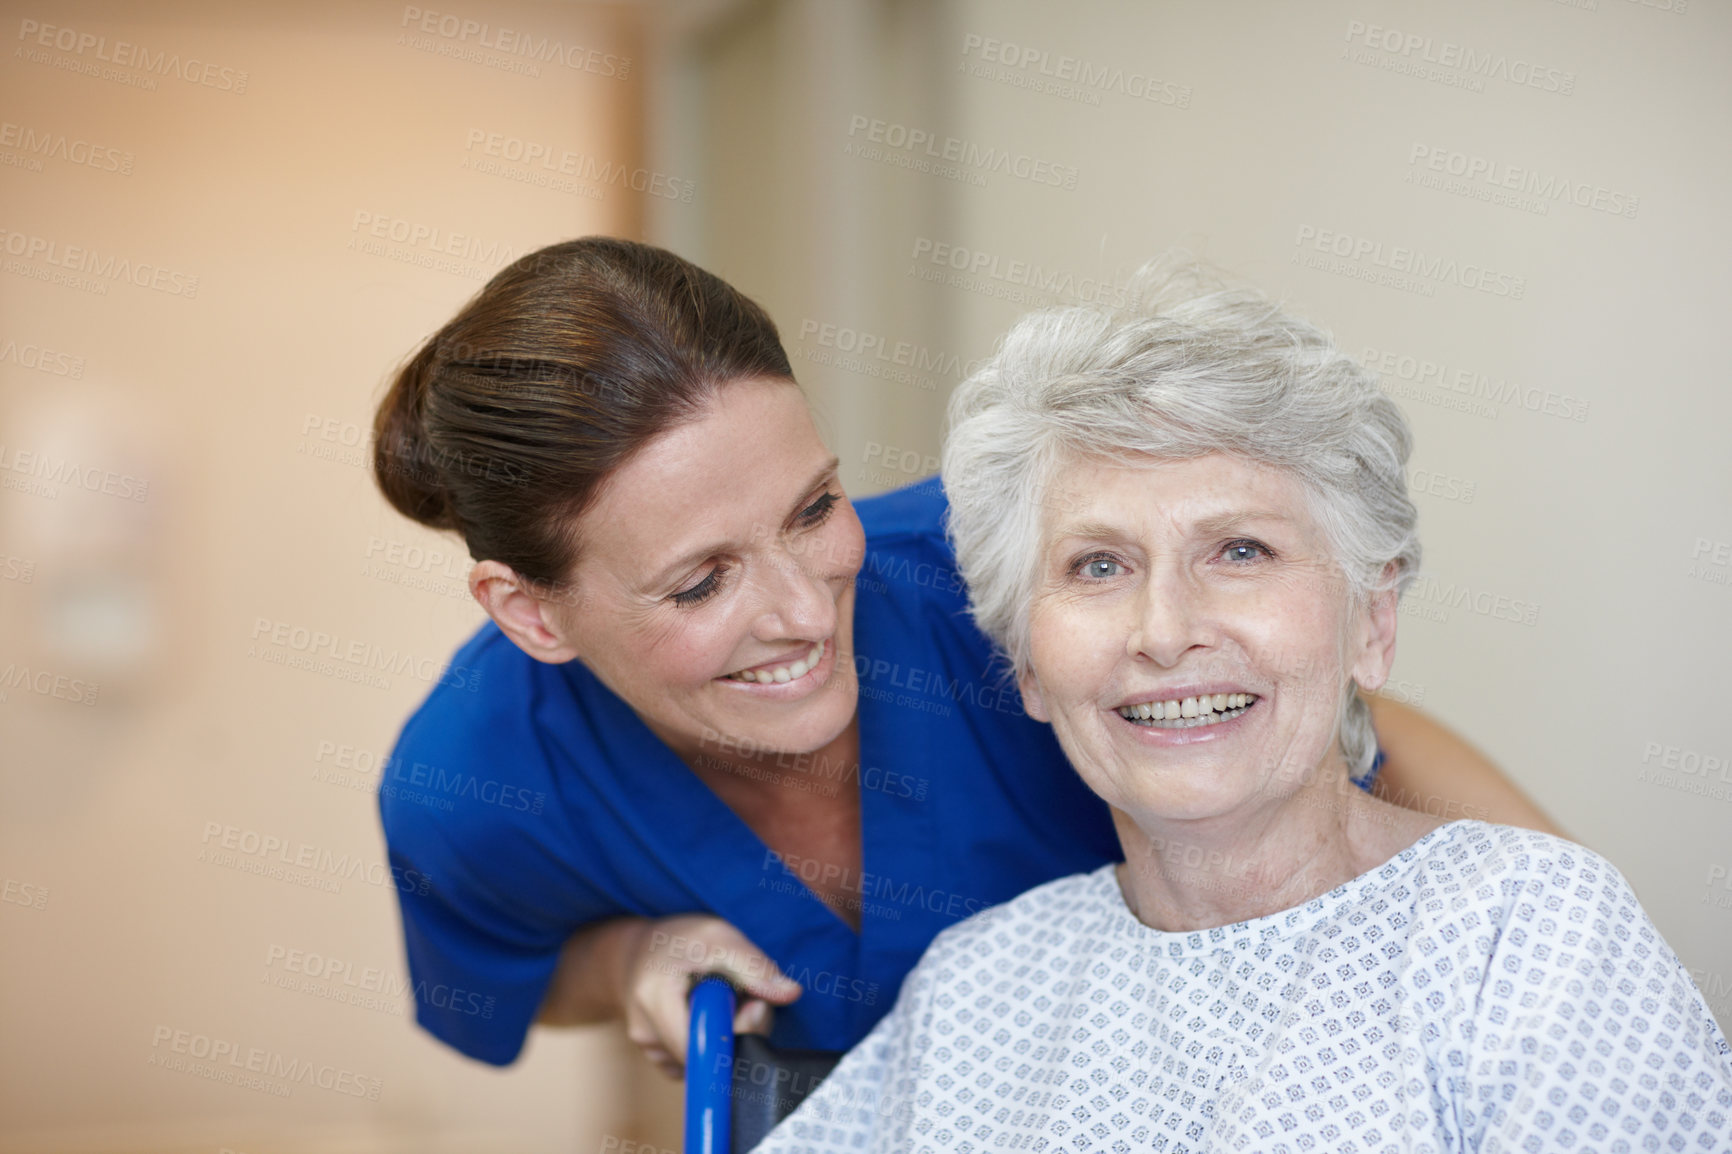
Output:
(372, 237), (794, 586)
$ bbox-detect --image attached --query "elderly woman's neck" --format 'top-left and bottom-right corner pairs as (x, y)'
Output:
(1109, 767), (1443, 933)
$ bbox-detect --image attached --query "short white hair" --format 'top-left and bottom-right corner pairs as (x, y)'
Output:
(941, 256), (1420, 778)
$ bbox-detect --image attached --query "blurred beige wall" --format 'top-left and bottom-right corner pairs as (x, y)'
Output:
(0, 1), (655, 1151)
(3, 0), (1729, 1151)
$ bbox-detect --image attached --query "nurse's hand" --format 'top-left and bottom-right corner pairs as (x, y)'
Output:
(621, 914), (802, 1078)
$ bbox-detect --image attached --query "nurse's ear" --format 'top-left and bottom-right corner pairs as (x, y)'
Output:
(1018, 666), (1052, 724)
(470, 560), (583, 664)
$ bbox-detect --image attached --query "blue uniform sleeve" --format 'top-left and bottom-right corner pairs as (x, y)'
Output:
(1352, 748), (1387, 793)
(379, 628), (630, 1066)
(384, 797), (607, 1066)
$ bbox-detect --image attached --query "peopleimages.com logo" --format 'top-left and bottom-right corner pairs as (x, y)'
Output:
(1292, 225), (1525, 300)
(0, 442), (149, 502)
(397, 6), (631, 78)
(0, 335), (84, 377)
(0, 120), (133, 173)
(15, 18), (250, 93)
(845, 115), (1079, 190)
(247, 617), (483, 693)
(1341, 20), (1575, 96)
(0, 227), (199, 297)
(148, 1026), (381, 1099)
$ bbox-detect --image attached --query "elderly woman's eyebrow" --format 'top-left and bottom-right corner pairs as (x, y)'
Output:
(1049, 509), (1292, 544)
(1189, 509), (1292, 536)
(1048, 518), (1131, 544)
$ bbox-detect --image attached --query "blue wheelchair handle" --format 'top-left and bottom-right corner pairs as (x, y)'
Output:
(685, 975), (736, 1154)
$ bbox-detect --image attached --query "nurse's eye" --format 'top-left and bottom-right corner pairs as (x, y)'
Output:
(670, 563), (728, 607)
(796, 491), (839, 528)
(1220, 539), (1273, 565)
(1070, 553), (1124, 581)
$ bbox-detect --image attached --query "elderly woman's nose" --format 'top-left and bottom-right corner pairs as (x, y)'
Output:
(1125, 572), (1212, 665)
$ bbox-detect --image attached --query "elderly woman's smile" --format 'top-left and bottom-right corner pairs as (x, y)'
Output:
(1021, 451), (1387, 828)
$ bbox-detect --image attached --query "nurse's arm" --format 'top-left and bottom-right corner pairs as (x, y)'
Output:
(536, 913), (801, 1077)
(1365, 695), (1563, 836)
(536, 916), (646, 1027)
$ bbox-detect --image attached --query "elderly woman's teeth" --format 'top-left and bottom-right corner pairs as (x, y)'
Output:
(726, 638), (826, 683)
(1117, 693), (1257, 728)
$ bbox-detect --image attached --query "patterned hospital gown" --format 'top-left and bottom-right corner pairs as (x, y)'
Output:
(757, 821), (1732, 1153)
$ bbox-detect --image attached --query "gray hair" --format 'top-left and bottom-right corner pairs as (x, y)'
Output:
(941, 256), (1420, 779)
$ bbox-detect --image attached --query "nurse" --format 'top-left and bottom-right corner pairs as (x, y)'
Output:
(371, 236), (1556, 1074)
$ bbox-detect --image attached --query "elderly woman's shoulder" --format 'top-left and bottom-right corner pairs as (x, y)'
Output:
(1408, 819), (1625, 892)
(1398, 820), (1662, 954)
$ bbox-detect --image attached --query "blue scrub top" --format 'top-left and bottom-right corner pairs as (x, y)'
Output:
(378, 477), (1380, 1066)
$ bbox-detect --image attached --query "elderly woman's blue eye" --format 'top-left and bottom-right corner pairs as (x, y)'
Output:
(1076, 556), (1121, 579)
(1223, 541), (1267, 562)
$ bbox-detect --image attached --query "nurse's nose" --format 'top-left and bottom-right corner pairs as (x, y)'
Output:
(751, 548), (838, 641)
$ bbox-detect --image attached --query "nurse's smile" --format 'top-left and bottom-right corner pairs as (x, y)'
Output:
(720, 636), (832, 687)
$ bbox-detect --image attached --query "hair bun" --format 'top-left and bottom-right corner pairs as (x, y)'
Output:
(372, 339), (457, 531)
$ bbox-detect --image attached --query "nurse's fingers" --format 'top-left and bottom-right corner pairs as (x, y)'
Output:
(646, 915), (802, 1005)
(625, 1007), (671, 1058)
(716, 957), (802, 1006)
(699, 929), (801, 1005)
(648, 985), (699, 1067)
(644, 993), (772, 1073)
(643, 1048), (680, 1079)
(734, 997), (774, 1036)
(623, 914), (802, 1067)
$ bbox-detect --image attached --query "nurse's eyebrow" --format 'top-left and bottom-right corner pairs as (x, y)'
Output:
(646, 457), (841, 589)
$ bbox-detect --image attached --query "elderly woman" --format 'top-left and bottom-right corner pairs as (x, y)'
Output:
(757, 264), (1732, 1152)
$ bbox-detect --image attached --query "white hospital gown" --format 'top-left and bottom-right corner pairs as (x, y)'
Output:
(757, 821), (1732, 1153)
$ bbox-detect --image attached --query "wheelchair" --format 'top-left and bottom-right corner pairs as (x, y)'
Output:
(683, 976), (842, 1154)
